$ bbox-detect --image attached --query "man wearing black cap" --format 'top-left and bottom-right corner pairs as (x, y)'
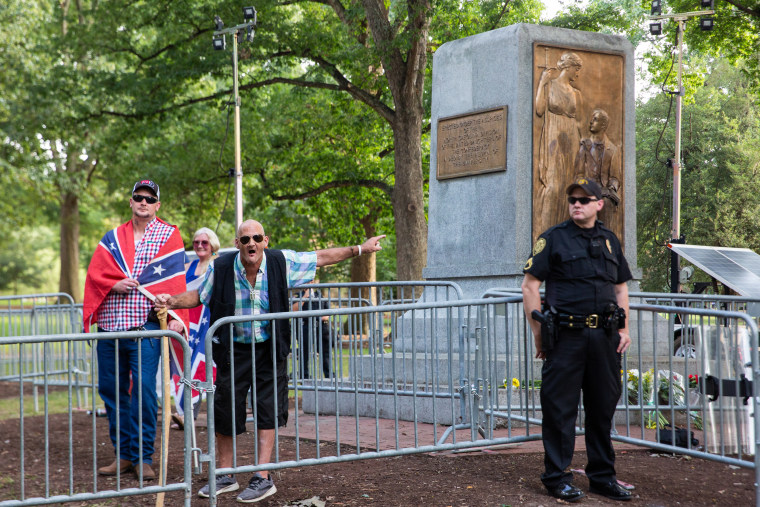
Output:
(83, 180), (188, 481)
(521, 178), (633, 502)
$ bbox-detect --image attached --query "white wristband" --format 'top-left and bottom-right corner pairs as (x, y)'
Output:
(357, 245), (362, 256)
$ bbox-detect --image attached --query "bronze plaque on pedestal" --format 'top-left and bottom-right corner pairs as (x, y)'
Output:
(436, 106), (507, 180)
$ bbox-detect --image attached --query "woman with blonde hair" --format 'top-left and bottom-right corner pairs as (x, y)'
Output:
(186, 227), (220, 282)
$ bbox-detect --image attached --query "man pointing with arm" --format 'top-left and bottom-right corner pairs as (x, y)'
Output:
(155, 219), (383, 503)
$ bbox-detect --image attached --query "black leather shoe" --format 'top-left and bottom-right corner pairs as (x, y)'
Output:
(589, 480), (632, 501)
(546, 483), (585, 502)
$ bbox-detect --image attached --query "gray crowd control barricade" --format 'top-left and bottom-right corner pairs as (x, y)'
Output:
(200, 295), (549, 505)
(288, 281), (465, 381)
(287, 282), (464, 398)
(480, 289), (760, 505)
(0, 294), (89, 411)
(0, 330), (194, 507)
(620, 304), (760, 483)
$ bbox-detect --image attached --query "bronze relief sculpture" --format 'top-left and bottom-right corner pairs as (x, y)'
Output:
(532, 45), (625, 246)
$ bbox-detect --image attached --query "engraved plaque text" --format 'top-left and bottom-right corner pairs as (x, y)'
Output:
(437, 106), (507, 180)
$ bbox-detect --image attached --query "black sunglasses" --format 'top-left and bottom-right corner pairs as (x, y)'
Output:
(567, 196), (599, 205)
(239, 234), (265, 245)
(133, 194), (158, 204)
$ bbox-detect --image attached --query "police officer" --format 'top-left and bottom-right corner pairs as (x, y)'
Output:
(521, 178), (632, 502)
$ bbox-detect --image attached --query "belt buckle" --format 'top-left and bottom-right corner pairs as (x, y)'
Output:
(586, 314), (599, 328)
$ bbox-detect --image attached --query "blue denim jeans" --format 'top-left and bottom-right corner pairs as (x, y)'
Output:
(97, 321), (161, 464)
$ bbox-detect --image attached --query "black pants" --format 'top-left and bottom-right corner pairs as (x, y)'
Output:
(213, 339), (288, 435)
(298, 319), (332, 379)
(540, 327), (621, 488)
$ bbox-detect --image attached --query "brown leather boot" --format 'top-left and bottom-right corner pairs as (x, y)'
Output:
(98, 459), (133, 476)
(135, 462), (156, 481)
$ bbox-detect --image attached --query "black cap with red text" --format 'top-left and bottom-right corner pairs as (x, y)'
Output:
(132, 179), (160, 199)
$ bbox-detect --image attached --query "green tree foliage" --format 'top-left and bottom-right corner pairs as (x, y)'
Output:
(0, 227), (56, 293)
(640, 0), (759, 94)
(549, 0), (647, 39)
(637, 60), (760, 292)
(76, 0), (545, 281)
(5, 0), (756, 297)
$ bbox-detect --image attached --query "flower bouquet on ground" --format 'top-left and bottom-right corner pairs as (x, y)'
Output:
(623, 368), (702, 430)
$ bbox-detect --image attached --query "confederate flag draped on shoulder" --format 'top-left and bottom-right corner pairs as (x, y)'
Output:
(82, 223), (136, 332)
(83, 218), (190, 375)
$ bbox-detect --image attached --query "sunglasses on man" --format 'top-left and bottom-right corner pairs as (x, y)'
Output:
(132, 194), (159, 204)
(239, 234), (265, 245)
(567, 196), (599, 205)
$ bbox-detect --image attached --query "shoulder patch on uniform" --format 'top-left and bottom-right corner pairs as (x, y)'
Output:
(606, 239), (612, 253)
(532, 238), (546, 256)
(524, 257), (533, 270)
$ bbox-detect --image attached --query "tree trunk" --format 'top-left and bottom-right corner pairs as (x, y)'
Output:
(349, 213), (377, 334)
(350, 246), (376, 298)
(59, 190), (81, 302)
(391, 114), (427, 282)
(360, 0), (430, 281)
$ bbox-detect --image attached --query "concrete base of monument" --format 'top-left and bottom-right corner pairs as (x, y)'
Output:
(390, 302), (673, 357)
(299, 354), (699, 426)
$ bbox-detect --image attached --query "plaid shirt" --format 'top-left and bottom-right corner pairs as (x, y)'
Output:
(96, 218), (175, 331)
(198, 249), (317, 344)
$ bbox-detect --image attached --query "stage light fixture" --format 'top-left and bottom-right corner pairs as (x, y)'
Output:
(214, 15), (224, 31)
(213, 35), (226, 50)
(651, 0), (661, 16)
(701, 0), (713, 8)
(649, 22), (662, 35)
(243, 6), (257, 22)
(700, 17), (714, 31)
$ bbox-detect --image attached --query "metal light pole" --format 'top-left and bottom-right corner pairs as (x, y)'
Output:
(213, 7), (257, 233)
(232, 33), (243, 231)
(671, 17), (686, 296)
(648, 6), (714, 293)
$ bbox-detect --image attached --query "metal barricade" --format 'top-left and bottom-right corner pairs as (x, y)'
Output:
(3, 286), (758, 503)
(199, 296), (544, 505)
(288, 281), (464, 378)
(620, 304), (759, 468)
(0, 294), (88, 411)
(478, 290), (760, 505)
(287, 282), (465, 403)
(0, 330), (194, 507)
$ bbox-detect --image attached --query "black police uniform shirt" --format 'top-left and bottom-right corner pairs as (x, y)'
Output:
(523, 219), (632, 315)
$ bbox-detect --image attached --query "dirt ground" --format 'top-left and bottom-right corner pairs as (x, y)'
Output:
(0, 381), (755, 506)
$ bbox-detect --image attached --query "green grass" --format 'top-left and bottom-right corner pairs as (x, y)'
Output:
(0, 388), (99, 421)
(0, 319), (78, 337)
(0, 309), (80, 337)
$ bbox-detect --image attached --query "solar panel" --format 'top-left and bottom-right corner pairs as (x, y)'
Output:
(668, 243), (760, 298)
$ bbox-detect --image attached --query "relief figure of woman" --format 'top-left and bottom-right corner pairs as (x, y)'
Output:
(535, 52), (584, 232)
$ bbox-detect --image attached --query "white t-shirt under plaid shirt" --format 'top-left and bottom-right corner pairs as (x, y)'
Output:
(96, 218), (176, 331)
(197, 250), (317, 344)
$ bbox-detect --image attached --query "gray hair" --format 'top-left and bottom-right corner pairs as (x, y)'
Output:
(194, 227), (221, 253)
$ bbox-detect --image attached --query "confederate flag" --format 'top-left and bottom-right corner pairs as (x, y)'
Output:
(82, 219), (190, 374)
(171, 302), (216, 416)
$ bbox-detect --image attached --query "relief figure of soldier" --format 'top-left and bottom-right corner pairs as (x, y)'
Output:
(574, 108), (623, 239)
